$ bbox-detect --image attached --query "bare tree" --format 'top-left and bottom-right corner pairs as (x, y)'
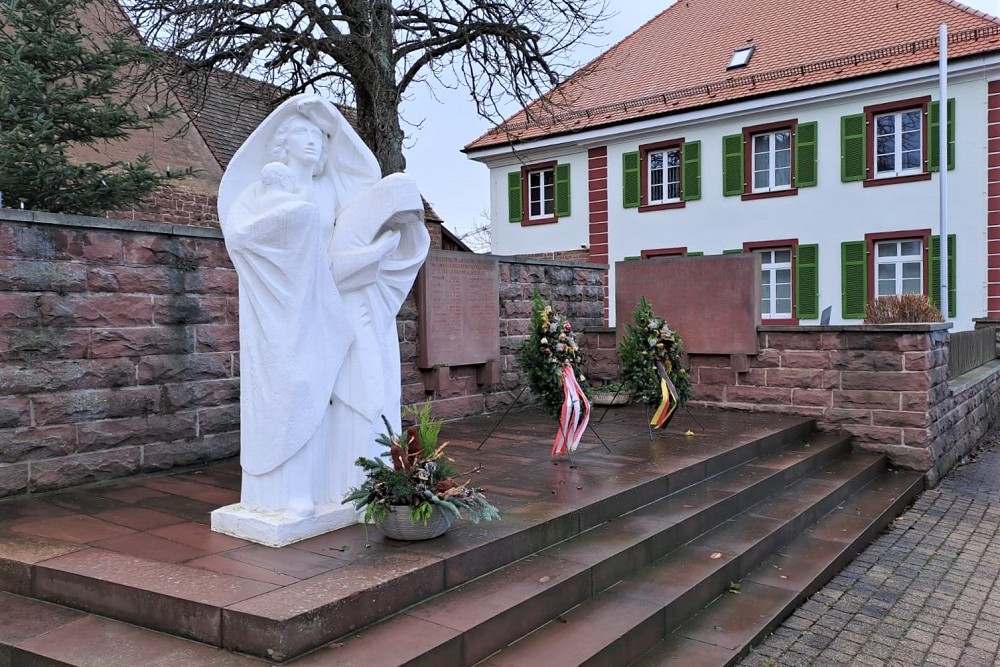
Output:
(124, 0), (610, 177)
(459, 209), (493, 253)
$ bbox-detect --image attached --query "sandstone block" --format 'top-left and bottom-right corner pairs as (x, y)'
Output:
(840, 370), (929, 392)
(183, 267), (238, 294)
(0, 462), (29, 497)
(791, 389), (833, 408)
(779, 350), (831, 369)
(32, 387), (161, 426)
(872, 410), (929, 429)
(29, 447), (141, 492)
(87, 265), (184, 294)
(0, 397), (30, 429)
(0, 425), (76, 463)
(152, 295), (228, 325)
(830, 350), (903, 372)
(0, 328), (91, 362)
(0, 294), (42, 327)
(91, 326), (194, 359)
(833, 390), (900, 410)
(766, 368), (838, 389)
(137, 352), (231, 385)
(0, 259), (88, 293)
(727, 385), (791, 405)
(36, 294), (154, 327)
(197, 404), (240, 435)
(76, 416), (150, 452)
(0, 359), (135, 394)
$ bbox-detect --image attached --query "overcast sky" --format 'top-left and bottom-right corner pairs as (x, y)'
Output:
(401, 0), (1000, 244)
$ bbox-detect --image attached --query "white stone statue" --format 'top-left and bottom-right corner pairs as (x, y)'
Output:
(210, 94), (430, 547)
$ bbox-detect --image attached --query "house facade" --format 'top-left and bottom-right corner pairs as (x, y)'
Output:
(464, 0), (1000, 330)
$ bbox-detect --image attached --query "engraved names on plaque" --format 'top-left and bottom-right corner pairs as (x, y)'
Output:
(416, 250), (500, 369)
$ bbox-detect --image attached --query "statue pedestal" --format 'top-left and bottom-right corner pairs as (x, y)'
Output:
(211, 503), (359, 548)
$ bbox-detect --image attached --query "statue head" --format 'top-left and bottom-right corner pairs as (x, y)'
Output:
(270, 115), (328, 178)
(220, 94), (381, 227)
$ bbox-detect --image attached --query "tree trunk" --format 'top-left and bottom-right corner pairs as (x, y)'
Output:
(354, 78), (405, 176)
(352, 0), (405, 177)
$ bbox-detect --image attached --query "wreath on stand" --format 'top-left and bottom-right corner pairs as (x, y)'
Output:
(519, 291), (591, 458)
(618, 296), (692, 429)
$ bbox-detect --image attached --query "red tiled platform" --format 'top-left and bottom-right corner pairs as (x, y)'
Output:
(0, 406), (921, 665)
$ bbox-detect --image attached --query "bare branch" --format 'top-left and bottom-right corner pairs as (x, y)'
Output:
(122, 0), (611, 176)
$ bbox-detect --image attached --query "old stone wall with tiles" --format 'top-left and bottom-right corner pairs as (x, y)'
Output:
(0, 211), (607, 497)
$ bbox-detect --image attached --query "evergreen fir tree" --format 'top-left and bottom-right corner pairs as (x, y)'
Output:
(0, 0), (189, 215)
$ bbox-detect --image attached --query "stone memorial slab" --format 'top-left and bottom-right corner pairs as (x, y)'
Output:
(615, 254), (760, 355)
(416, 251), (500, 369)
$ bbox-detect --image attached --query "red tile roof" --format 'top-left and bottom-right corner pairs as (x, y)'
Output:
(465, 0), (1000, 151)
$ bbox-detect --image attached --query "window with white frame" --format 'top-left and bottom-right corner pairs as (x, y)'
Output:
(875, 239), (923, 296)
(527, 167), (555, 220)
(647, 147), (681, 204)
(874, 109), (922, 177)
(751, 130), (792, 192)
(758, 248), (793, 319)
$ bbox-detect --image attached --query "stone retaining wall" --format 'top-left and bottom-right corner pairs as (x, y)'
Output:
(685, 325), (1000, 486)
(0, 212), (607, 497)
(0, 211), (240, 497)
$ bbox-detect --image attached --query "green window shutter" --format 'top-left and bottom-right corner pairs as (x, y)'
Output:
(795, 243), (820, 319)
(929, 234), (958, 317)
(507, 171), (523, 222)
(682, 140), (702, 201)
(686, 251), (704, 257)
(841, 240), (868, 319)
(948, 233), (957, 317)
(929, 100), (955, 172)
(929, 234), (941, 309)
(840, 114), (866, 182)
(555, 163), (571, 217)
(794, 121), (818, 188)
(723, 248), (743, 255)
(928, 101), (940, 172)
(722, 134), (744, 196)
(623, 151), (640, 208)
(947, 98), (956, 171)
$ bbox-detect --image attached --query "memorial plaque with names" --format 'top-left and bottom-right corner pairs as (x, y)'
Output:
(416, 251), (500, 368)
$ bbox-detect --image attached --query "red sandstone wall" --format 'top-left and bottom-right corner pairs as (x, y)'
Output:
(0, 212), (239, 497)
(0, 212), (608, 496)
(686, 324), (1000, 485)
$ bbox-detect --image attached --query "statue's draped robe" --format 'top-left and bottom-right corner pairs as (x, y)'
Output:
(218, 96), (429, 515)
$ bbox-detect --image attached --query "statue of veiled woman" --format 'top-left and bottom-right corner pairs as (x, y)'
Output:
(211, 94), (430, 545)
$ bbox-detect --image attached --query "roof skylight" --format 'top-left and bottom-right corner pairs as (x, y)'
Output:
(728, 45), (755, 69)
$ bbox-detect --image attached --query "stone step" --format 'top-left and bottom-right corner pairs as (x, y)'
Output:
(3, 414), (817, 663)
(472, 452), (910, 667)
(0, 591), (267, 667)
(296, 431), (852, 665)
(629, 469), (924, 667)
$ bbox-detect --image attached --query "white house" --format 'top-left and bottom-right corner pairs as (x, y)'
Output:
(463, 0), (1000, 330)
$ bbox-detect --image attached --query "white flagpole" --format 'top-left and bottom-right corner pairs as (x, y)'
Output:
(939, 23), (949, 319)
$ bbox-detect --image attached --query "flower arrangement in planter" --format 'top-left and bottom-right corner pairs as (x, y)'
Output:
(618, 296), (692, 427)
(342, 401), (499, 540)
(519, 291), (591, 456)
(590, 381), (631, 406)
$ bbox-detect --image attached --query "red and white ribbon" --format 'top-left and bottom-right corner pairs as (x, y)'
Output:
(551, 365), (592, 457)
